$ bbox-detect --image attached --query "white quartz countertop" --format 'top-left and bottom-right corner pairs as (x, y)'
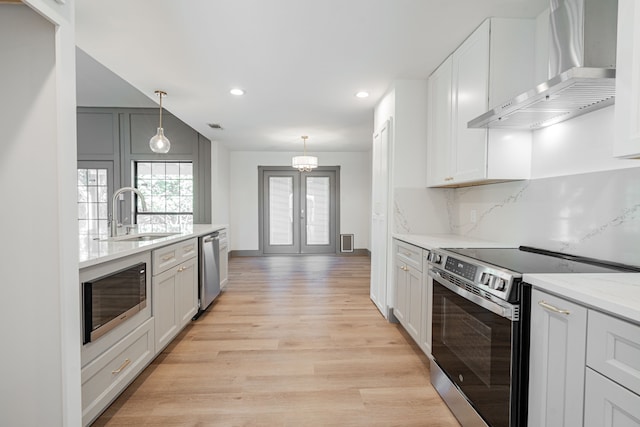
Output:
(79, 224), (227, 269)
(525, 273), (640, 324)
(393, 233), (513, 250)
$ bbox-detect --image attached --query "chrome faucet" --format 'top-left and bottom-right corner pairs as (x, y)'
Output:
(110, 187), (148, 237)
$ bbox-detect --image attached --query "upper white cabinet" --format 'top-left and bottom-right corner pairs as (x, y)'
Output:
(614, 0), (640, 159)
(427, 18), (535, 187)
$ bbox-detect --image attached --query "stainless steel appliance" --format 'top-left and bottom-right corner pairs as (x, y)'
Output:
(82, 262), (147, 344)
(197, 231), (221, 315)
(427, 246), (640, 427)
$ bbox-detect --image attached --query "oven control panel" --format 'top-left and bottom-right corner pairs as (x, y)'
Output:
(444, 257), (477, 281)
(428, 249), (520, 302)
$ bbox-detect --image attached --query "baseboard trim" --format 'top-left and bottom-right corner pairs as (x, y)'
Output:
(229, 249), (370, 257)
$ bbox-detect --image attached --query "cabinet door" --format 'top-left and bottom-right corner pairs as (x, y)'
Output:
(419, 270), (433, 356)
(153, 267), (179, 353)
(427, 57), (453, 187)
(176, 257), (198, 328)
(450, 19), (489, 184)
(614, 0), (640, 159)
(584, 368), (640, 427)
(528, 289), (588, 427)
(393, 260), (408, 324)
(405, 266), (423, 342)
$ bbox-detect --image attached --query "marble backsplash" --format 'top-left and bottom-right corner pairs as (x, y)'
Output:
(393, 167), (640, 266)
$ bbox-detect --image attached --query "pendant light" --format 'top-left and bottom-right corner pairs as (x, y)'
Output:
(292, 135), (318, 171)
(149, 90), (171, 154)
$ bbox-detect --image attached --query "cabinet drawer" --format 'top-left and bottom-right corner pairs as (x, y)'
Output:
(81, 318), (154, 426)
(395, 240), (422, 272)
(587, 310), (640, 395)
(584, 368), (640, 427)
(152, 237), (197, 275)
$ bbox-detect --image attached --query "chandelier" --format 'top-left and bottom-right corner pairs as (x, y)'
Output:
(291, 135), (318, 172)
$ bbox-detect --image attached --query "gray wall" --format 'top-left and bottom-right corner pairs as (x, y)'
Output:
(77, 107), (212, 223)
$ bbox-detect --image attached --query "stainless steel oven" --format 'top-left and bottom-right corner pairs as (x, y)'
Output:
(427, 246), (640, 427)
(428, 251), (529, 427)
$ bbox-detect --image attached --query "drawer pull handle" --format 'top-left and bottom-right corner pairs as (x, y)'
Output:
(538, 300), (570, 315)
(183, 246), (193, 252)
(401, 265), (409, 271)
(112, 358), (131, 374)
(161, 254), (174, 261)
(177, 266), (184, 272)
(403, 252), (412, 256)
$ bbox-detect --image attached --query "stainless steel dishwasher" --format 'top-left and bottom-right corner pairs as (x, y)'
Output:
(196, 231), (221, 316)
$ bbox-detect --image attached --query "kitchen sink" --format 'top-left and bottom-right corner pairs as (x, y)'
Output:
(100, 232), (180, 242)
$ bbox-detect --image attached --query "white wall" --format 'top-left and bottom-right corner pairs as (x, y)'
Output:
(229, 151), (371, 252)
(211, 141), (230, 225)
(1, 3), (81, 426)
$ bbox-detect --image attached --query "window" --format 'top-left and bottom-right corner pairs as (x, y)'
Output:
(77, 167), (109, 236)
(135, 162), (193, 231)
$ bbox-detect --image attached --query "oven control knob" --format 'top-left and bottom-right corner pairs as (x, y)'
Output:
(480, 272), (490, 286)
(434, 254), (442, 264)
(489, 276), (506, 291)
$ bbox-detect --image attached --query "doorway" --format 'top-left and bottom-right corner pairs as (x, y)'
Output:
(259, 166), (339, 254)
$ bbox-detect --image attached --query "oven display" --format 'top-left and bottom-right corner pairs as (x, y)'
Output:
(445, 257), (477, 281)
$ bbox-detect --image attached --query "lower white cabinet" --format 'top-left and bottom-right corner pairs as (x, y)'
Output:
(219, 230), (229, 289)
(528, 289), (587, 427)
(152, 238), (198, 353)
(393, 240), (424, 345)
(153, 255), (198, 353)
(419, 250), (433, 356)
(529, 288), (640, 427)
(81, 318), (154, 426)
(584, 368), (640, 427)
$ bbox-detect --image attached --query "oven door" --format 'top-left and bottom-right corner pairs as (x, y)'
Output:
(430, 270), (525, 427)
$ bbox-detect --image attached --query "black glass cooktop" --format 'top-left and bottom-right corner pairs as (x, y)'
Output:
(445, 246), (640, 275)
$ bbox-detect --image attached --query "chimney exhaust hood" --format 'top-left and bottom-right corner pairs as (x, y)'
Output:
(468, 0), (618, 130)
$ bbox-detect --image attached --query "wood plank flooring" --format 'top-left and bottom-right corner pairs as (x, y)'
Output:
(93, 255), (460, 426)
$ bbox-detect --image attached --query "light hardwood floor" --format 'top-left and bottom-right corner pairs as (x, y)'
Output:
(93, 255), (460, 426)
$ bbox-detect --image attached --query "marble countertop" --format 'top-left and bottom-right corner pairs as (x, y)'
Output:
(392, 233), (514, 250)
(79, 224), (227, 269)
(525, 273), (640, 324)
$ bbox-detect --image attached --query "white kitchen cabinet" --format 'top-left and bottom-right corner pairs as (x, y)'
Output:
(614, 0), (640, 159)
(419, 250), (433, 356)
(528, 289), (587, 427)
(427, 18), (534, 187)
(152, 238), (198, 353)
(219, 229), (229, 289)
(584, 368), (640, 427)
(393, 240), (423, 344)
(81, 318), (154, 426)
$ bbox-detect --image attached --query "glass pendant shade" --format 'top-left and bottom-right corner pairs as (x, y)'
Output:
(150, 90), (171, 154)
(292, 135), (318, 171)
(149, 127), (171, 154)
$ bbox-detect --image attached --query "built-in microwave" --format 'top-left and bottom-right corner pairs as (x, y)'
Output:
(82, 262), (147, 344)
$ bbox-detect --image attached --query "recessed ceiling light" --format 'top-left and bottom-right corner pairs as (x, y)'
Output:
(230, 88), (245, 96)
(355, 91), (369, 98)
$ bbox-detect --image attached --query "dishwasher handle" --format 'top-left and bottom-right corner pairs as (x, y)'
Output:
(203, 236), (219, 243)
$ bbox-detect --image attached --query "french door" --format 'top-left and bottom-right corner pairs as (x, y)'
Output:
(260, 167), (339, 254)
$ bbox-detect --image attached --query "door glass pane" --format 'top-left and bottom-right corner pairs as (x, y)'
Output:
(306, 176), (330, 245)
(269, 177), (293, 245)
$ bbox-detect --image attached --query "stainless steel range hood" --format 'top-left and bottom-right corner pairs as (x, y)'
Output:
(468, 0), (618, 130)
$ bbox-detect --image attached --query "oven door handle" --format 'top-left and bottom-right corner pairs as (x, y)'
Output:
(428, 269), (519, 322)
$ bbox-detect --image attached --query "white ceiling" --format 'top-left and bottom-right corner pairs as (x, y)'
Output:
(75, 0), (548, 152)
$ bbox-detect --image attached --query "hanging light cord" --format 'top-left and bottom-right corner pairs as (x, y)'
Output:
(302, 135), (308, 155)
(157, 91), (165, 128)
